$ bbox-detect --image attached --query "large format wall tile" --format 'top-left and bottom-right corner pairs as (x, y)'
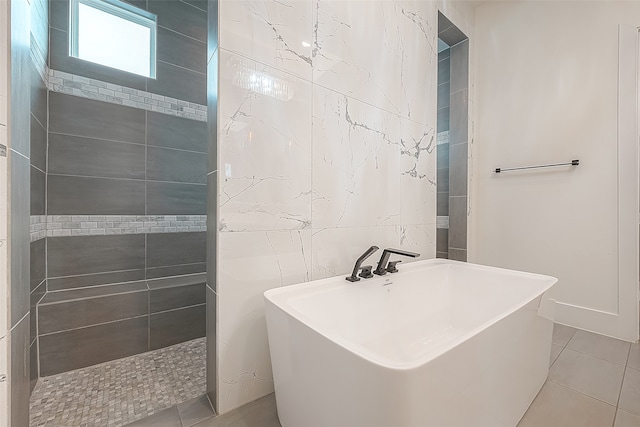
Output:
(312, 86), (435, 229)
(10, 152), (30, 326)
(48, 234), (146, 278)
(311, 90), (399, 229)
(49, 92), (146, 144)
(399, 128), (436, 226)
(39, 316), (149, 376)
(147, 112), (207, 153)
(149, 0), (208, 42)
(146, 181), (207, 215)
(30, 166), (46, 215)
(48, 133), (145, 180)
(48, 175), (146, 215)
(313, 0), (436, 124)
(219, 0), (312, 80)
(149, 304), (206, 350)
(219, 50), (311, 232)
(146, 232), (207, 268)
(30, 115), (46, 172)
(9, 317), (30, 427)
(157, 26), (207, 74)
(38, 291), (149, 334)
(147, 146), (207, 184)
(29, 60), (47, 128)
(29, 239), (45, 291)
(218, 230), (311, 411)
(150, 282), (206, 313)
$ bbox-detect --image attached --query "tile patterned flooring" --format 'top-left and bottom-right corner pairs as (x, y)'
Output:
(30, 338), (207, 427)
(28, 325), (640, 427)
(518, 324), (640, 427)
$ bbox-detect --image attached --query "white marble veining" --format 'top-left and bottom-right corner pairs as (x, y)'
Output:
(312, 85), (435, 229)
(312, 88), (400, 228)
(312, 0), (436, 124)
(219, 50), (312, 232)
(218, 229), (311, 411)
(219, 0), (313, 81)
(217, 0), (441, 415)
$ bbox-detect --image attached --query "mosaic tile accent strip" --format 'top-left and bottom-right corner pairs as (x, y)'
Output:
(437, 215), (449, 229)
(48, 69), (207, 122)
(437, 130), (450, 145)
(46, 215), (207, 237)
(0, 144), (6, 157)
(30, 338), (206, 427)
(30, 215), (47, 242)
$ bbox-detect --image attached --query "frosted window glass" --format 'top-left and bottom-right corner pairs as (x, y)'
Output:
(73, 1), (154, 77)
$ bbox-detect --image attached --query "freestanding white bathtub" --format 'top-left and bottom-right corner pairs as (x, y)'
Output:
(264, 259), (557, 427)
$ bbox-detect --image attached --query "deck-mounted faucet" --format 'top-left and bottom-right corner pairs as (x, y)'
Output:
(345, 246), (379, 282)
(374, 248), (420, 276)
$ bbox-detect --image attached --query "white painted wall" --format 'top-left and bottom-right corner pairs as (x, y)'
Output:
(472, 1), (640, 341)
(0, 0), (9, 423)
(216, 0), (476, 414)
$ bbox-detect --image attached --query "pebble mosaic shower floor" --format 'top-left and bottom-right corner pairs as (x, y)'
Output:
(29, 338), (206, 427)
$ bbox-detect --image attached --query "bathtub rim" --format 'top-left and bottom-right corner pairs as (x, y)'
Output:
(264, 259), (557, 371)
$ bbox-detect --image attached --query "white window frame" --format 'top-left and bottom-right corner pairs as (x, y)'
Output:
(69, 0), (157, 78)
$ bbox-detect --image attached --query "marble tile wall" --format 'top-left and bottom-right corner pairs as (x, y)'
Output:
(216, 0), (439, 414)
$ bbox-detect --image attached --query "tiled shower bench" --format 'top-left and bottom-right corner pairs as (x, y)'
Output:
(35, 273), (207, 376)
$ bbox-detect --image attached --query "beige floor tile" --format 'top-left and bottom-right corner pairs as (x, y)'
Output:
(178, 395), (215, 427)
(125, 407), (182, 427)
(552, 323), (577, 347)
(517, 381), (615, 427)
(549, 348), (625, 405)
(628, 343), (640, 371)
(550, 344), (563, 367)
(619, 367), (640, 416)
(614, 409), (640, 427)
(566, 330), (630, 365)
(193, 394), (281, 427)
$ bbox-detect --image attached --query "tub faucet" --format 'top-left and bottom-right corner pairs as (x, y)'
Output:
(374, 248), (420, 276)
(345, 246), (379, 282)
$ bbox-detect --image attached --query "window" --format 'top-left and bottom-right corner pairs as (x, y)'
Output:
(69, 0), (157, 78)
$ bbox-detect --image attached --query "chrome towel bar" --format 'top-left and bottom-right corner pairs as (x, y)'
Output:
(494, 159), (579, 173)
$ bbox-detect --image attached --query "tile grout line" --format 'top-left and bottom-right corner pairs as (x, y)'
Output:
(611, 345), (632, 426)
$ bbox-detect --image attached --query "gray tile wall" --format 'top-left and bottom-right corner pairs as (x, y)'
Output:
(10, 0), (33, 419)
(436, 47), (450, 259)
(29, 0), (49, 396)
(448, 39), (469, 261)
(38, 274), (207, 376)
(438, 14), (468, 262)
(33, 0), (210, 379)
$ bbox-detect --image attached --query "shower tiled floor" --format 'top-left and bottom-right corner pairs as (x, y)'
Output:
(29, 338), (207, 427)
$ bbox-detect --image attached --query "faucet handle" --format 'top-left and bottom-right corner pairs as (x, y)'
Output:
(386, 260), (402, 273)
(359, 265), (374, 279)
